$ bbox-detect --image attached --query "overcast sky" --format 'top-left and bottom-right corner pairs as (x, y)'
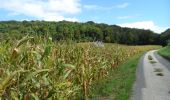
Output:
(0, 0), (169, 33)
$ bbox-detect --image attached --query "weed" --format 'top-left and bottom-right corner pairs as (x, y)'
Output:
(148, 55), (153, 60)
(154, 68), (163, 72)
(150, 60), (157, 64)
(156, 73), (164, 76)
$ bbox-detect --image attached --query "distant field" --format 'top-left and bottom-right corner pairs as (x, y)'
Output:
(0, 36), (161, 99)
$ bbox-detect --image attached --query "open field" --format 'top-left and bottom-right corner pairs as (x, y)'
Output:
(0, 36), (161, 99)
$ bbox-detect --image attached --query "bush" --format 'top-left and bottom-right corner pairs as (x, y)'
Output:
(167, 40), (170, 46)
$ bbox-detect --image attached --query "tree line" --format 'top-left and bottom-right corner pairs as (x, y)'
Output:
(0, 20), (169, 45)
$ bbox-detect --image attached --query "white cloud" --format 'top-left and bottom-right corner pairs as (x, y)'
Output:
(116, 14), (141, 20)
(0, 0), (81, 21)
(83, 5), (114, 10)
(117, 16), (133, 19)
(118, 21), (168, 33)
(83, 5), (99, 9)
(116, 3), (130, 8)
(83, 2), (130, 10)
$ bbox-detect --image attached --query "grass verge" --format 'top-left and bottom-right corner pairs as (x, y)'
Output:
(90, 53), (143, 100)
(158, 46), (170, 60)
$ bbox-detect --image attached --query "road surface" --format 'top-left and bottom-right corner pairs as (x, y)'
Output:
(132, 50), (170, 100)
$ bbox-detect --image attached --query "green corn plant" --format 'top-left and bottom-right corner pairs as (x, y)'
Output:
(0, 36), (161, 99)
(0, 70), (28, 96)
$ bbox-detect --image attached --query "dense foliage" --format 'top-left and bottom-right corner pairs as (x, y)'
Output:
(0, 20), (164, 45)
(0, 36), (160, 99)
(160, 28), (170, 46)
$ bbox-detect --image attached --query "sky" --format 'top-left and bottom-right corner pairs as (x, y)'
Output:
(0, 0), (169, 33)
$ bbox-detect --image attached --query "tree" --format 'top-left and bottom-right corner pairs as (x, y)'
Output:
(0, 20), (165, 45)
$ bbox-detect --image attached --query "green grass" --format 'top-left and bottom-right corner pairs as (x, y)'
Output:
(158, 46), (170, 60)
(90, 53), (143, 100)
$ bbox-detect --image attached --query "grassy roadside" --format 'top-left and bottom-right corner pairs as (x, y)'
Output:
(89, 53), (144, 100)
(158, 46), (170, 60)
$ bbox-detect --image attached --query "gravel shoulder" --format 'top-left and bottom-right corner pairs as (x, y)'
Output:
(132, 50), (170, 100)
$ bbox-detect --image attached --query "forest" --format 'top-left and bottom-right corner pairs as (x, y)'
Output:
(0, 20), (169, 46)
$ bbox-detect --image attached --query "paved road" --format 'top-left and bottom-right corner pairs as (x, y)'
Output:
(132, 50), (170, 100)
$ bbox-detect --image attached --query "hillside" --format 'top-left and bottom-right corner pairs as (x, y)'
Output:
(0, 21), (162, 45)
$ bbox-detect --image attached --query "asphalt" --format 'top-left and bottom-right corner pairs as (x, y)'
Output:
(132, 50), (170, 100)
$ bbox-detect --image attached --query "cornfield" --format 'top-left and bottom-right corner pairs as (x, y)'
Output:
(0, 36), (160, 99)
